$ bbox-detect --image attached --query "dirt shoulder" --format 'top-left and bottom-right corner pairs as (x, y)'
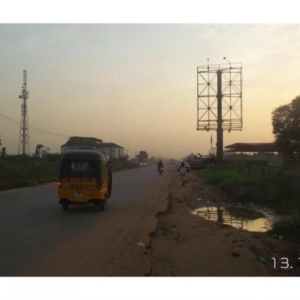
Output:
(146, 169), (300, 276)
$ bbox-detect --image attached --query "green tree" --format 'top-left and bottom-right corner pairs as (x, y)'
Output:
(1, 147), (6, 157)
(272, 95), (300, 157)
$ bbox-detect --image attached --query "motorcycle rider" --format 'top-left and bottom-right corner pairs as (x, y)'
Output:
(157, 159), (164, 173)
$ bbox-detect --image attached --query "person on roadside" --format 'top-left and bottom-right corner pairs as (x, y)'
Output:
(179, 161), (187, 186)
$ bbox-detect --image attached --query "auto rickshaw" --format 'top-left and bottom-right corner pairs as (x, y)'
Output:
(57, 150), (112, 211)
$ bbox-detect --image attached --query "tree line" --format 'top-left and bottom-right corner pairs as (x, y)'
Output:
(272, 95), (300, 163)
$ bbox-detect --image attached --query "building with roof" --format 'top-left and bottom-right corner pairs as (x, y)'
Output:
(225, 143), (278, 153)
(61, 137), (125, 158)
(97, 142), (125, 158)
(225, 143), (282, 166)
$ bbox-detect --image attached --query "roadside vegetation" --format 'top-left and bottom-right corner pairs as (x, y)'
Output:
(0, 155), (60, 191)
(0, 154), (138, 191)
(195, 95), (300, 238)
(197, 168), (300, 239)
(111, 156), (139, 172)
(272, 95), (300, 160)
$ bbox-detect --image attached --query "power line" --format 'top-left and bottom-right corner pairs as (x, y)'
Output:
(0, 113), (71, 138)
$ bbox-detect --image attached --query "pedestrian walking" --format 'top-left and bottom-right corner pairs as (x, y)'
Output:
(179, 161), (187, 186)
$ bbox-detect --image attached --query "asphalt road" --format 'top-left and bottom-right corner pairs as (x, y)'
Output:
(0, 165), (170, 276)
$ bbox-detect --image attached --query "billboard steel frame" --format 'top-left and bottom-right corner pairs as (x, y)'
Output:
(197, 62), (243, 162)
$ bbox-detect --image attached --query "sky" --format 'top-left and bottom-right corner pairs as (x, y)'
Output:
(1, 24), (300, 159)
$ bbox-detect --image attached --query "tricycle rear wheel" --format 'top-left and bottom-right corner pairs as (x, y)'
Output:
(61, 200), (69, 211)
(96, 198), (107, 212)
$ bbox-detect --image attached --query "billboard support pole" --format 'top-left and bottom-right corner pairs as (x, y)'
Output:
(217, 70), (223, 164)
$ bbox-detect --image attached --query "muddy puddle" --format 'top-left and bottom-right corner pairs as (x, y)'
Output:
(192, 206), (274, 232)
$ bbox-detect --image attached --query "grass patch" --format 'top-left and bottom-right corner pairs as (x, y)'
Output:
(199, 169), (255, 190)
(112, 161), (139, 172)
(0, 155), (139, 192)
(272, 212), (300, 238)
(0, 157), (60, 191)
(197, 168), (300, 238)
(197, 169), (289, 203)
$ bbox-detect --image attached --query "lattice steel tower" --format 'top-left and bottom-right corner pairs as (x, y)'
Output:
(197, 60), (243, 163)
(18, 70), (30, 155)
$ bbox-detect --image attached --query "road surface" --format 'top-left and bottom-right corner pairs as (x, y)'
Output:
(0, 165), (170, 276)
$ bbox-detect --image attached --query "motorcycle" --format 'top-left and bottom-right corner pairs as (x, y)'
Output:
(158, 167), (164, 175)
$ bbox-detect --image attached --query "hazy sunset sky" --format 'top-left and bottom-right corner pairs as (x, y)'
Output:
(1, 24), (300, 158)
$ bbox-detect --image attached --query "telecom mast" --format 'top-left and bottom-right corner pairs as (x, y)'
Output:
(18, 70), (30, 155)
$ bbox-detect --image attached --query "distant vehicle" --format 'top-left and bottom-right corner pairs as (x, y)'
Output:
(178, 162), (191, 172)
(187, 156), (204, 170)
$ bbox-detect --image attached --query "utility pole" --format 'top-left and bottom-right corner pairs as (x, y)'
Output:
(18, 70), (30, 155)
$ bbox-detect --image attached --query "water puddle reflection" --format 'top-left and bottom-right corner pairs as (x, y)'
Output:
(192, 206), (273, 232)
